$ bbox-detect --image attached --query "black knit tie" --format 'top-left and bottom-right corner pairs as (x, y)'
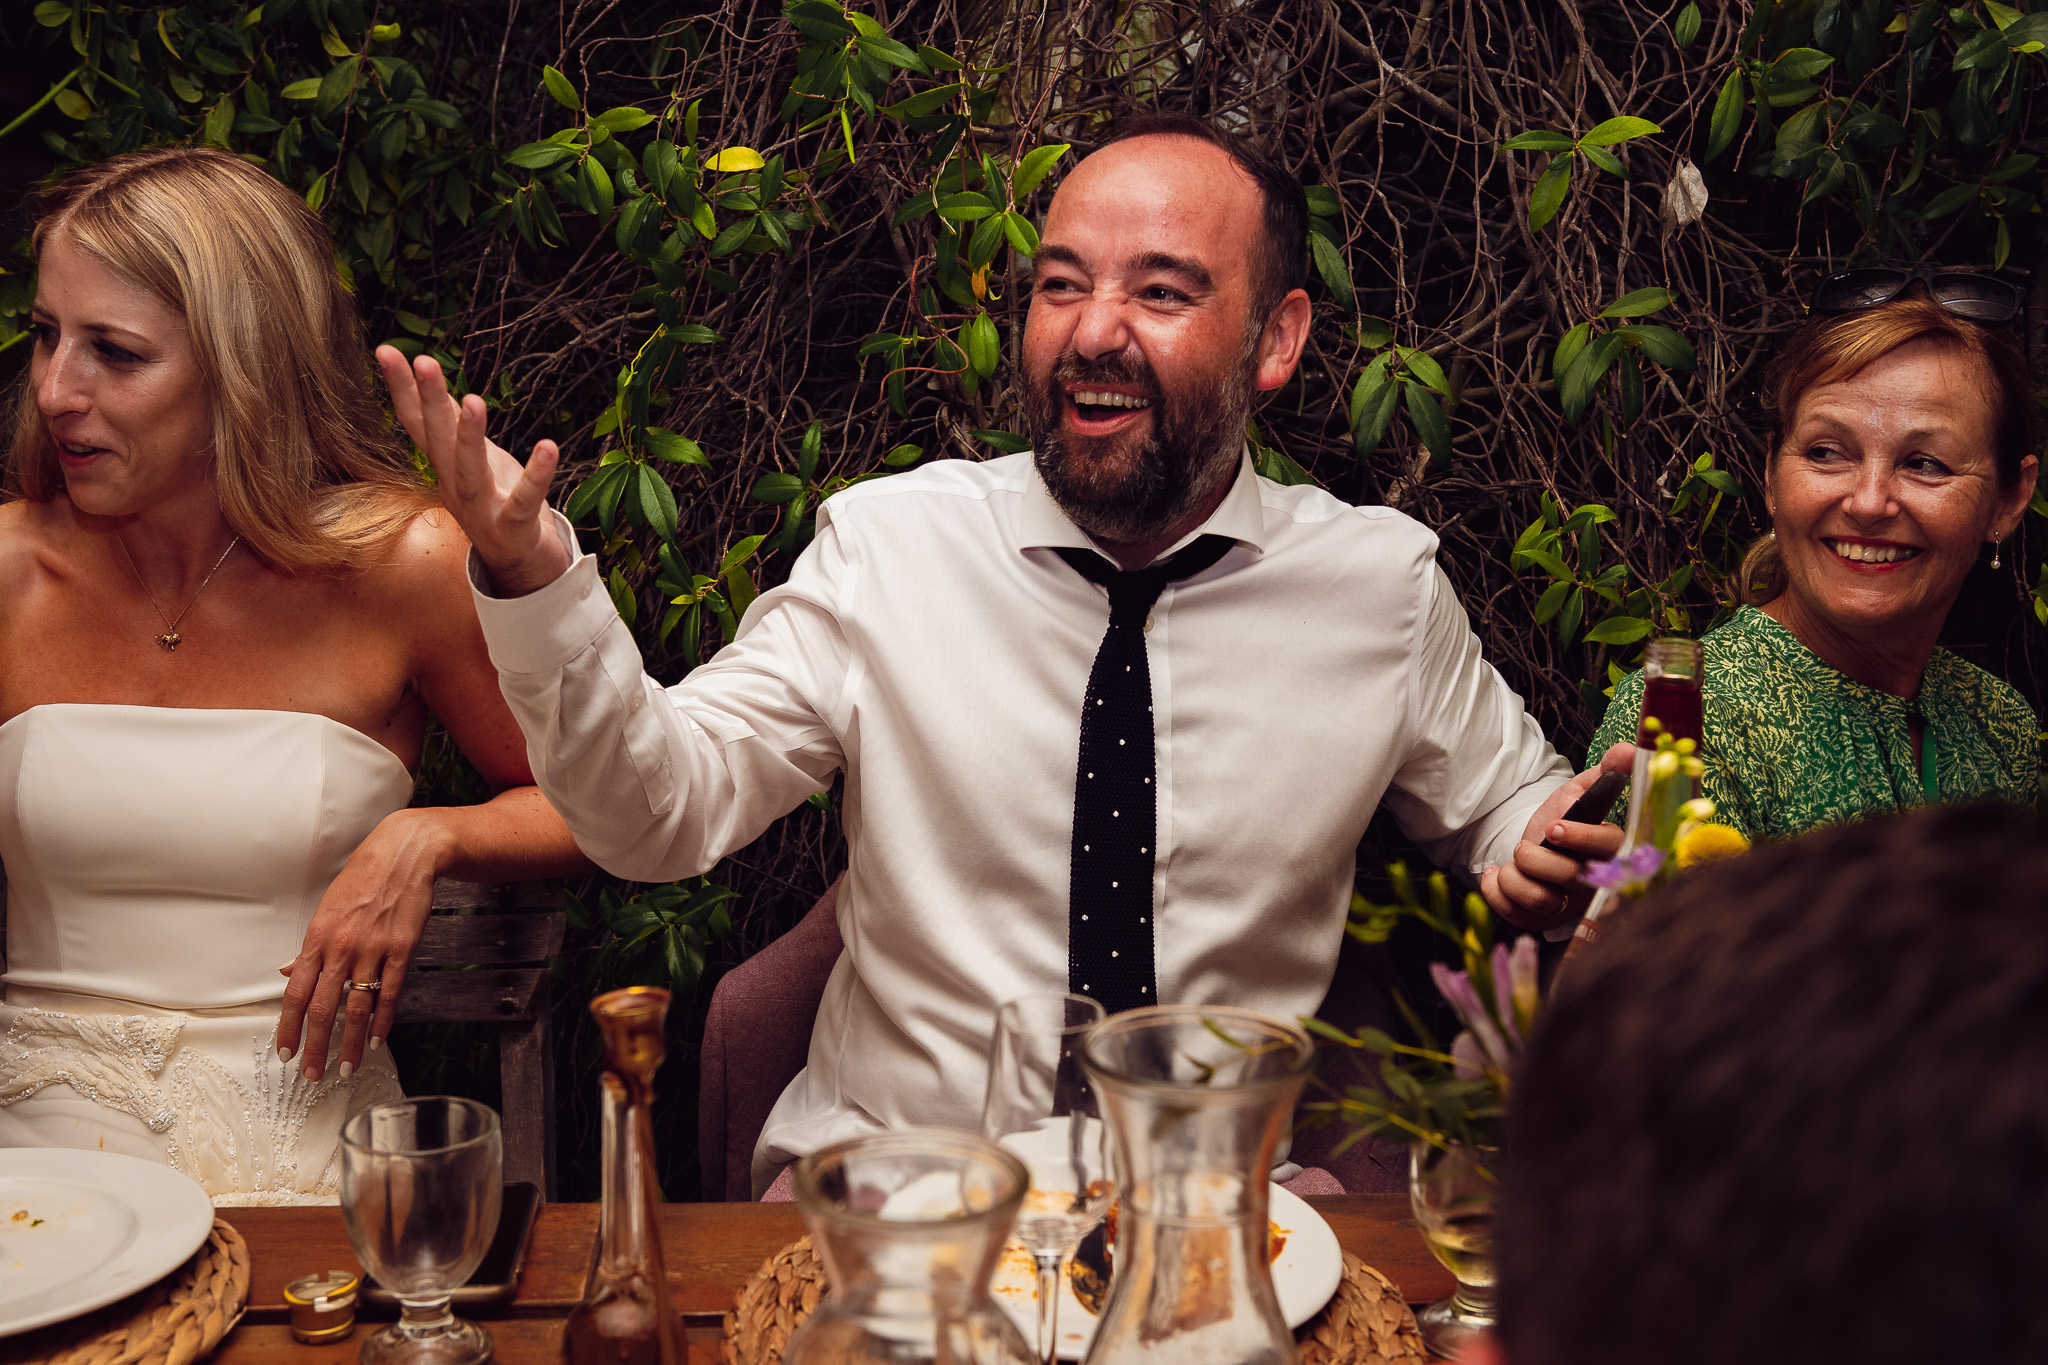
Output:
(1055, 534), (1234, 1015)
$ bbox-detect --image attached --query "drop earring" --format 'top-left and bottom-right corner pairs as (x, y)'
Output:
(1991, 534), (2003, 570)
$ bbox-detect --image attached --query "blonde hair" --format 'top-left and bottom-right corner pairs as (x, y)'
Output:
(1734, 291), (2038, 606)
(7, 146), (431, 572)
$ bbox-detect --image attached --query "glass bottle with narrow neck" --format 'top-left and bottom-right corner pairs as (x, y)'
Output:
(563, 987), (682, 1365)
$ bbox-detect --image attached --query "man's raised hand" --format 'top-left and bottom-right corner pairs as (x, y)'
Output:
(376, 345), (571, 596)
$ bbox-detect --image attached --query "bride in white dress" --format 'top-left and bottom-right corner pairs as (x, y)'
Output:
(0, 147), (587, 1204)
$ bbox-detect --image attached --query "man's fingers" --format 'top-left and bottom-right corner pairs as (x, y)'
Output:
(1596, 741), (1637, 776)
(507, 440), (559, 521)
(376, 345), (428, 443)
(1542, 818), (1624, 857)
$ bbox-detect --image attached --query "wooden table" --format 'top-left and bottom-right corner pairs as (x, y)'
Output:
(214, 1197), (1454, 1364)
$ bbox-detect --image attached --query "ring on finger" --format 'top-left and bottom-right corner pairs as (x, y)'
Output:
(345, 979), (383, 994)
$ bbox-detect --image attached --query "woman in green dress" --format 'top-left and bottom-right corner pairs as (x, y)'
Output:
(1590, 274), (2040, 843)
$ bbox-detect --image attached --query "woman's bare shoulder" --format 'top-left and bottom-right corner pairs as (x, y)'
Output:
(0, 496), (77, 571)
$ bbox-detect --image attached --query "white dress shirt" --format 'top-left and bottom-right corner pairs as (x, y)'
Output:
(472, 452), (1571, 1193)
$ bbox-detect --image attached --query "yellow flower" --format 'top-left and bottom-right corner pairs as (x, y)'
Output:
(1675, 821), (1750, 870)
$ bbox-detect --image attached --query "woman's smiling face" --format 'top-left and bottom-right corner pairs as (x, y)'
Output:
(29, 232), (215, 521)
(1767, 338), (2036, 650)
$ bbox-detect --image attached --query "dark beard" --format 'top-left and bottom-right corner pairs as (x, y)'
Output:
(1023, 348), (1254, 546)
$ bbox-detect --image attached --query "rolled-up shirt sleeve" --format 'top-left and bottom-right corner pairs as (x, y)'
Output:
(1378, 563), (1572, 875)
(471, 510), (845, 882)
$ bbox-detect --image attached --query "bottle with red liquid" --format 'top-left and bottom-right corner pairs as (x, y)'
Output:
(1572, 638), (1704, 952)
(563, 988), (683, 1365)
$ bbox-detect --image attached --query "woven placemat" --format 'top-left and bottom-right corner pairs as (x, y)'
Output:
(720, 1236), (1425, 1365)
(0, 1219), (250, 1365)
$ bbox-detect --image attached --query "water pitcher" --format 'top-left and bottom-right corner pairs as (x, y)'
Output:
(1078, 1005), (1313, 1365)
(784, 1127), (1037, 1365)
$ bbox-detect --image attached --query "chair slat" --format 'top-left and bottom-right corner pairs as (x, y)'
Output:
(394, 967), (548, 1024)
(412, 912), (566, 967)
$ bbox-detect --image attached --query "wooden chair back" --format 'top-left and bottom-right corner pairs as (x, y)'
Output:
(401, 879), (566, 1197)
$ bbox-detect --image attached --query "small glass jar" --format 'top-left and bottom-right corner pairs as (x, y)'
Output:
(284, 1269), (360, 1345)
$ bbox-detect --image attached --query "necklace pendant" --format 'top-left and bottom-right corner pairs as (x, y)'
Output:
(156, 632), (181, 652)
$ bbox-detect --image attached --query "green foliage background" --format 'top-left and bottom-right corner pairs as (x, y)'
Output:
(4, 0), (2045, 1195)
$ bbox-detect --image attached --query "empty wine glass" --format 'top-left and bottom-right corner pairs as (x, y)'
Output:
(340, 1096), (503, 1365)
(980, 993), (1114, 1364)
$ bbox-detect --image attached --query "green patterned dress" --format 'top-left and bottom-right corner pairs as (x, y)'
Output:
(1587, 606), (2041, 843)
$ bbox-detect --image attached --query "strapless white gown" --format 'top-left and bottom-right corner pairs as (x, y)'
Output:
(0, 704), (413, 1205)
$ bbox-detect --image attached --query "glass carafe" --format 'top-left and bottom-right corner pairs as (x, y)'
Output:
(563, 987), (683, 1365)
(1078, 1005), (1313, 1365)
(784, 1127), (1036, 1365)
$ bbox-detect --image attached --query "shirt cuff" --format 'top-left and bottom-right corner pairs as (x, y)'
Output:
(469, 509), (619, 675)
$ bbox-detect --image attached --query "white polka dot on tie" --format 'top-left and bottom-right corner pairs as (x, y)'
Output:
(1139, 985), (1147, 994)
(1112, 811), (1119, 817)
(1111, 950), (1119, 958)
(1111, 881), (1118, 888)
(1140, 846), (1147, 853)
(1096, 699), (1104, 706)
(1081, 914), (1089, 921)
(1143, 778), (1150, 784)
(1138, 917), (1146, 924)
(1088, 772), (1094, 779)
(1084, 844), (1090, 852)
(1084, 983), (1090, 991)
(1118, 739), (1125, 745)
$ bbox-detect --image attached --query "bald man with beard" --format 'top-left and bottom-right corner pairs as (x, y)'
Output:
(381, 112), (1626, 1194)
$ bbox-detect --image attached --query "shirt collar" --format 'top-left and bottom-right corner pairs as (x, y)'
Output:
(1018, 449), (1270, 565)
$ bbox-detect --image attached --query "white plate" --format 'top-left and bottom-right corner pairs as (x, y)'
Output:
(0, 1149), (214, 1337)
(991, 1182), (1344, 1358)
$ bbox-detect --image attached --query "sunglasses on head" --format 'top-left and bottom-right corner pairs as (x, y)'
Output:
(1807, 266), (2025, 323)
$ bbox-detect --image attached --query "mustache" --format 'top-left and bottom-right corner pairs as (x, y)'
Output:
(1049, 351), (1163, 402)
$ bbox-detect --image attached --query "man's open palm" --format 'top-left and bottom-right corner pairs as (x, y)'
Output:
(376, 345), (569, 595)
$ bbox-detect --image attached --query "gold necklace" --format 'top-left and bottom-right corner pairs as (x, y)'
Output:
(116, 532), (241, 652)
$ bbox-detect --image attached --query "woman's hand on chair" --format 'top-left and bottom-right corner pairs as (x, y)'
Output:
(276, 807), (450, 1081)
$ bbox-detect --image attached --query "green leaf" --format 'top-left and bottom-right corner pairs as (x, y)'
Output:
(708, 216), (754, 255)
(316, 58), (357, 119)
(33, 2), (70, 27)
(280, 77), (322, 100)
(1617, 323), (1697, 370)
(751, 472), (806, 504)
(1398, 348), (1451, 396)
(1528, 155), (1573, 232)
(854, 32), (924, 69)
(1553, 321), (1593, 379)
(580, 157), (615, 220)
(970, 428), (1032, 454)
(1310, 232), (1354, 310)
(1599, 286), (1673, 318)
(54, 88), (93, 121)
(1354, 316), (1394, 348)
(1772, 47), (1836, 81)
(785, 0), (857, 40)
(506, 142), (577, 172)
(1010, 143), (1070, 200)
(635, 463), (679, 543)
(1579, 143), (1627, 178)
(1302, 185), (1341, 216)
(1673, 1), (1700, 47)
(1706, 69), (1747, 162)
(1000, 211), (1040, 257)
(1404, 384), (1452, 468)
(963, 312), (1000, 378)
(1351, 358), (1401, 459)
(934, 191), (996, 221)
(644, 428), (708, 465)
(882, 443), (923, 466)
(1952, 27), (2011, 71)
(593, 105), (656, 133)
(1560, 332), (1625, 424)
(1583, 614), (1653, 645)
(667, 323), (723, 345)
(542, 64), (580, 110)
(202, 95), (235, 147)
(564, 462), (631, 526)
(879, 82), (965, 118)
(798, 421), (824, 481)
(1533, 579), (1573, 623)
(1579, 116), (1662, 146)
(1502, 129), (1575, 152)
(1917, 182), (1978, 220)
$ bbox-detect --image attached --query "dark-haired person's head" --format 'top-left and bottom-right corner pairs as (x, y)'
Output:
(1021, 112), (1311, 559)
(1475, 803), (2048, 1365)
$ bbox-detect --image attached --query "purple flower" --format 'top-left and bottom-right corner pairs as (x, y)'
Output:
(1431, 962), (1512, 1075)
(1581, 844), (1665, 888)
(1490, 937), (1539, 1047)
(1451, 1030), (1485, 1080)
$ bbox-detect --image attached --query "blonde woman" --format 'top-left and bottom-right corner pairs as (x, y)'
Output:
(0, 147), (585, 1204)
